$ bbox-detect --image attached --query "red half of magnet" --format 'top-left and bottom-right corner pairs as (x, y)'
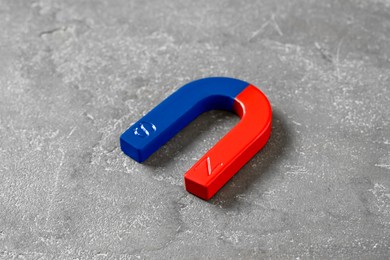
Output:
(184, 85), (272, 200)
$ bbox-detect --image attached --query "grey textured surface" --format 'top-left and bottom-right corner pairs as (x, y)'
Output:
(0, 0), (390, 259)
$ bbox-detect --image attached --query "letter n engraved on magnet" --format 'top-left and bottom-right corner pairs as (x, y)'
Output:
(133, 122), (156, 138)
(195, 157), (223, 176)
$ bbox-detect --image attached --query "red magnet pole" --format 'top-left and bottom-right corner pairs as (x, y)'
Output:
(184, 85), (272, 200)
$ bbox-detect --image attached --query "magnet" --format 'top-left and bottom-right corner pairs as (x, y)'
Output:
(120, 77), (272, 200)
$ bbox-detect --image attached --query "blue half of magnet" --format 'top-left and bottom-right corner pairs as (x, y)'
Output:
(120, 77), (249, 162)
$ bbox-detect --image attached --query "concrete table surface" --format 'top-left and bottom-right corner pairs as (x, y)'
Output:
(0, 0), (389, 259)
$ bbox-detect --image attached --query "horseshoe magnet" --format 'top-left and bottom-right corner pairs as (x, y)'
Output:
(120, 77), (272, 200)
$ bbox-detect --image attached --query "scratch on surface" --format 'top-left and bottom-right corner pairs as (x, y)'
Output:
(39, 27), (66, 37)
(249, 14), (283, 41)
(335, 37), (345, 80)
(85, 113), (95, 121)
(292, 120), (302, 126)
(45, 148), (65, 229)
(249, 21), (270, 41)
(271, 14), (283, 36)
(314, 42), (333, 63)
(375, 164), (390, 170)
(67, 126), (77, 139)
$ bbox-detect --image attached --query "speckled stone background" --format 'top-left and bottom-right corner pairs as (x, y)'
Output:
(0, 0), (389, 259)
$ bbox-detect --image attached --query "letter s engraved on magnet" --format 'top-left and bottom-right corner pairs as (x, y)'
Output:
(133, 122), (156, 138)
